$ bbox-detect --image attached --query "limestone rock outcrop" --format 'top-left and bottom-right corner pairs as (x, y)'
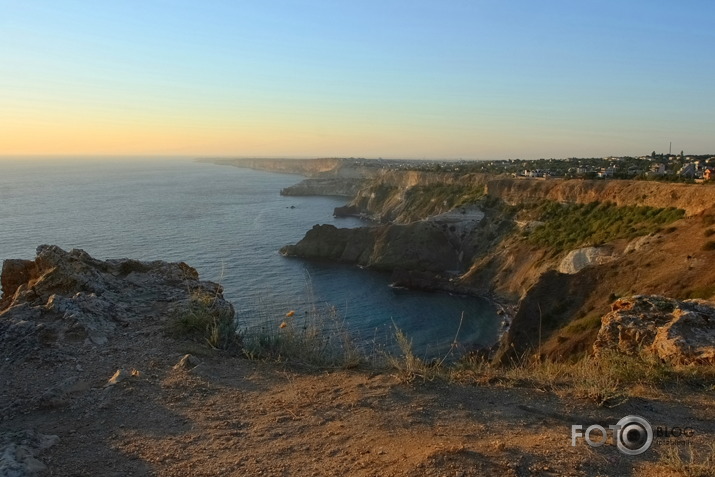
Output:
(0, 245), (234, 356)
(593, 295), (715, 365)
(558, 246), (615, 274)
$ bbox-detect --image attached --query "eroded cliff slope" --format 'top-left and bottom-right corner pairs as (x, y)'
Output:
(283, 170), (715, 362)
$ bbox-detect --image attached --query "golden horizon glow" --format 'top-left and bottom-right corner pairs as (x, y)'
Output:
(2, 2), (713, 159)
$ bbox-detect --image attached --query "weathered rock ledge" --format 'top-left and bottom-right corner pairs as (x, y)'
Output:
(1, 245), (233, 352)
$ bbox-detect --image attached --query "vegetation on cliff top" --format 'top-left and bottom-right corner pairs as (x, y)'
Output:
(356, 182), (486, 223)
(403, 183), (485, 212)
(521, 200), (685, 251)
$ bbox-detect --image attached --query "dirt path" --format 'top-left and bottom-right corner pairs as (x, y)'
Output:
(3, 337), (713, 477)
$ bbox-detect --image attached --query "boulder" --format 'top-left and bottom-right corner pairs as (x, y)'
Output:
(593, 295), (715, 365)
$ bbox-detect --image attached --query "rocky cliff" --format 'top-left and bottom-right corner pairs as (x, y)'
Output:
(279, 167), (715, 363)
(346, 171), (490, 223)
(280, 223), (461, 272)
(336, 171), (715, 223)
(486, 178), (715, 216)
(1, 245), (233, 353)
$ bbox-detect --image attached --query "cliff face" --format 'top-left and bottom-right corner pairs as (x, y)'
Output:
(487, 178), (715, 216)
(281, 169), (715, 362)
(347, 171), (490, 223)
(339, 171), (715, 224)
(280, 223), (461, 272)
(492, 206), (715, 362)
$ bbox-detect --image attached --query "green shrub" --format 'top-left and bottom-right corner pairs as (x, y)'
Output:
(562, 313), (602, 334)
(525, 201), (685, 251)
(168, 291), (240, 351)
(685, 285), (715, 299)
(401, 183), (485, 215)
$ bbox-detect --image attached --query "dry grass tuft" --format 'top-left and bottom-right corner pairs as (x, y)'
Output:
(241, 303), (361, 369)
(657, 443), (715, 477)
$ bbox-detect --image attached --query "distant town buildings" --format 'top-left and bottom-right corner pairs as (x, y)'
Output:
(335, 153), (715, 183)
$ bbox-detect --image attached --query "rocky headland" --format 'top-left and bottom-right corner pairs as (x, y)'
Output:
(230, 158), (715, 364)
(280, 178), (370, 197)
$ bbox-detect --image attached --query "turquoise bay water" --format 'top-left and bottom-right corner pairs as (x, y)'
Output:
(0, 158), (499, 357)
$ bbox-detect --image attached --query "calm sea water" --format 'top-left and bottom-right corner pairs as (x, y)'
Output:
(0, 157), (499, 357)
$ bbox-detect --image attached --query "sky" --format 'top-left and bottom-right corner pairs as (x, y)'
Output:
(1, 1), (714, 159)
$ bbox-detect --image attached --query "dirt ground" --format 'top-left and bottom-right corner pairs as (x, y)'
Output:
(2, 323), (714, 477)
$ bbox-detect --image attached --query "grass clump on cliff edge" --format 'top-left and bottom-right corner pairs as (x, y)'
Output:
(241, 303), (361, 369)
(388, 318), (464, 383)
(392, 340), (715, 406)
(523, 200), (684, 251)
(168, 290), (240, 351)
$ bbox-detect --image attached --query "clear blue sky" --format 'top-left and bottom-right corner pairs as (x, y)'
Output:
(1, 0), (713, 159)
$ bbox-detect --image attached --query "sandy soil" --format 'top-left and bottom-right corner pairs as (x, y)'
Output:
(2, 324), (713, 477)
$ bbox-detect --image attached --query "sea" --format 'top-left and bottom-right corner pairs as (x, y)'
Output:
(0, 157), (500, 358)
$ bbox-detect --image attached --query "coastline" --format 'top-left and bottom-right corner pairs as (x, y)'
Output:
(202, 158), (511, 353)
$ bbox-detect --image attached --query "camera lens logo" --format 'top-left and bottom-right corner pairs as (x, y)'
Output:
(571, 415), (653, 456)
(615, 415), (653, 456)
